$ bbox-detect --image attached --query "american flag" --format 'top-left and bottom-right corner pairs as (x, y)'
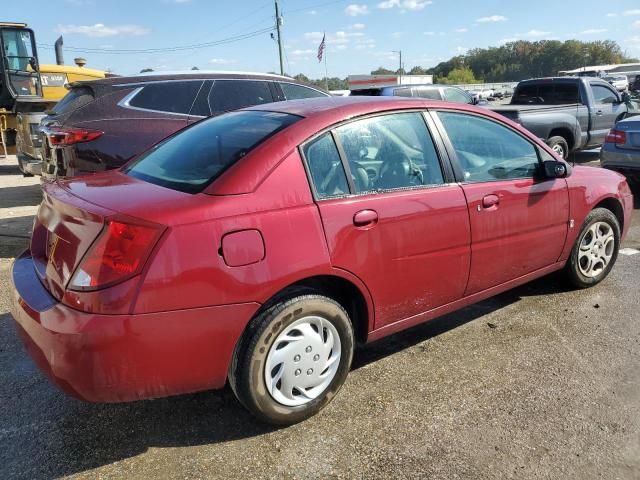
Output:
(317, 34), (326, 63)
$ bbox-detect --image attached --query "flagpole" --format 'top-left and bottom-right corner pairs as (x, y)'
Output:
(323, 32), (329, 92)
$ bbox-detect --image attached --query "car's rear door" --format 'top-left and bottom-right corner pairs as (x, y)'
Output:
(301, 111), (471, 330)
(432, 109), (569, 294)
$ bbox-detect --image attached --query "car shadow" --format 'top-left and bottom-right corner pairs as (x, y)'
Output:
(0, 273), (570, 479)
(0, 184), (42, 209)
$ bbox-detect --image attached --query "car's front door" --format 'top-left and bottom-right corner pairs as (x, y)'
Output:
(589, 82), (624, 145)
(302, 112), (471, 330)
(433, 110), (570, 295)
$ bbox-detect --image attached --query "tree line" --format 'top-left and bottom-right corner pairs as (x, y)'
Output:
(140, 39), (638, 90)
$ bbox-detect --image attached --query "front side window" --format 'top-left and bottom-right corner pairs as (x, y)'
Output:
(129, 81), (202, 114)
(303, 133), (349, 199)
(209, 80), (273, 113)
(444, 88), (472, 104)
(125, 111), (300, 193)
(335, 112), (444, 192)
(280, 82), (326, 100)
(591, 84), (618, 104)
(438, 111), (539, 183)
(1, 28), (41, 97)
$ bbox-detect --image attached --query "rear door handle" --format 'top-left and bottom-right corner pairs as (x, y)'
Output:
(481, 194), (500, 209)
(353, 209), (378, 227)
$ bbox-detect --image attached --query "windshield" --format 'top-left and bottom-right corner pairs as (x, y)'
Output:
(1, 28), (41, 97)
(125, 110), (301, 193)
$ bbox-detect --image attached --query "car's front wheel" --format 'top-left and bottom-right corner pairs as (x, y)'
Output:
(229, 294), (354, 425)
(565, 208), (621, 288)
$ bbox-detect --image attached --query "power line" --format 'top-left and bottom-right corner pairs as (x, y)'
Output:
(37, 26), (275, 55)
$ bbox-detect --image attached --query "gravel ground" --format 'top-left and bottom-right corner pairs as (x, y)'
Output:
(0, 155), (639, 479)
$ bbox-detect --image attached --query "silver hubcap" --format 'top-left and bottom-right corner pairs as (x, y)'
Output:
(552, 144), (565, 157)
(578, 221), (615, 278)
(264, 316), (341, 407)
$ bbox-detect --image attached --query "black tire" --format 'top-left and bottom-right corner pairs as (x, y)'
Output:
(229, 294), (354, 425)
(547, 136), (569, 160)
(565, 208), (621, 288)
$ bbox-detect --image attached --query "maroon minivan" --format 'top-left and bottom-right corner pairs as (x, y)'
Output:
(39, 71), (329, 178)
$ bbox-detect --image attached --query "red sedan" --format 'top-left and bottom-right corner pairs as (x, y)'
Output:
(11, 97), (633, 425)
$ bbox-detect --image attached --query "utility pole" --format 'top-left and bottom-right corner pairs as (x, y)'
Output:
(392, 50), (402, 83)
(275, 0), (284, 76)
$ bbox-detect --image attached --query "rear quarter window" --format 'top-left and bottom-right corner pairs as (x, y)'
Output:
(128, 81), (202, 114)
(280, 82), (326, 100)
(124, 111), (300, 193)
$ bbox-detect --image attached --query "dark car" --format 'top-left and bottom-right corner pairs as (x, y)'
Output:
(39, 71), (329, 178)
(350, 83), (482, 105)
(11, 97), (632, 425)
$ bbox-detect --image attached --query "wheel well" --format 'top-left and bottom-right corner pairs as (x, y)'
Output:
(595, 197), (624, 232)
(548, 128), (574, 150)
(260, 275), (370, 345)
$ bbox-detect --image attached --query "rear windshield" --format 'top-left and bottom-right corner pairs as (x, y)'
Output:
(511, 82), (582, 105)
(50, 86), (94, 114)
(124, 110), (300, 193)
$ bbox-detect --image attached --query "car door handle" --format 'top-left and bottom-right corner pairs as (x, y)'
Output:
(481, 194), (500, 209)
(595, 110), (603, 116)
(353, 209), (378, 227)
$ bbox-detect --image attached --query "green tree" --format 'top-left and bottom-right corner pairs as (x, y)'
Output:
(371, 66), (395, 75)
(139, 68), (154, 73)
(191, 66), (199, 70)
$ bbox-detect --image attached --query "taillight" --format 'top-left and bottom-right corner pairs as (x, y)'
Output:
(46, 126), (103, 146)
(605, 129), (626, 145)
(69, 218), (164, 291)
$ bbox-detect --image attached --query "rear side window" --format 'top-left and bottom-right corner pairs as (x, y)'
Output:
(414, 87), (442, 100)
(128, 81), (202, 114)
(280, 83), (326, 100)
(393, 87), (413, 97)
(51, 86), (94, 114)
(124, 111), (300, 193)
(512, 82), (581, 105)
(209, 80), (274, 114)
(303, 133), (350, 199)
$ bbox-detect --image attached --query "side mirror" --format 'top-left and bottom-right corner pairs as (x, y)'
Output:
(622, 92), (631, 103)
(543, 160), (570, 178)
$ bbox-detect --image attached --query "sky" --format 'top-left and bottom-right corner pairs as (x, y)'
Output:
(17, 0), (640, 78)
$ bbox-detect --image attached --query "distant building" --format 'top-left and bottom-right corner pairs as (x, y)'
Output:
(559, 63), (640, 77)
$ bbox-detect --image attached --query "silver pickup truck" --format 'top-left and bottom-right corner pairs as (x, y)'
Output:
(490, 77), (629, 158)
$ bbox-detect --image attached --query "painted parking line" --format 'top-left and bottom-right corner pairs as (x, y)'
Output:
(619, 248), (640, 256)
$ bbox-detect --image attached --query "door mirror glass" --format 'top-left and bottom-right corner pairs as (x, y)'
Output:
(543, 160), (569, 178)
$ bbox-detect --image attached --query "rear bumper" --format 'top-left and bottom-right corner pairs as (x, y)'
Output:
(600, 146), (640, 174)
(10, 251), (259, 403)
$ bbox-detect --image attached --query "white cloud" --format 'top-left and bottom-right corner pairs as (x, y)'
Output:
(57, 23), (150, 37)
(454, 28), (468, 33)
(476, 15), (507, 23)
(623, 9), (640, 15)
(345, 4), (369, 16)
(634, 20), (640, 28)
(525, 29), (551, 37)
(308, 9), (317, 15)
(423, 31), (435, 36)
(377, 0), (432, 10)
(291, 49), (314, 56)
(336, 45), (348, 50)
(606, 13), (617, 17)
(455, 46), (468, 54)
(304, 30), (365, 46)
(351, 23), (366, 29)
(164, 0), (191, 3)
(499, 37), (518, 44)
(581, 28), (607, 34)
(208, 58), (236, 65)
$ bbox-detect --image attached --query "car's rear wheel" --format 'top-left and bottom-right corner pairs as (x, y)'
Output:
(565, 208), (620, 288)
(547, 136), (569, 159)
(229, 294), (354, 425)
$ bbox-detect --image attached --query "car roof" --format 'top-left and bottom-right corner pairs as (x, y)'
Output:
(73, 71), (306, 87)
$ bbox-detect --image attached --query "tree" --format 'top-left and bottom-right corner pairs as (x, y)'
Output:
(409, 66), (429, 75)
(371, 66), (395, 75)
(440, 67), (479, 84)
(139, 68), (154, 73)
(191, 66), (199, 70)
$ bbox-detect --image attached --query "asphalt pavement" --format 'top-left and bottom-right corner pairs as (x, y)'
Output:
(0, 155), (639, 479)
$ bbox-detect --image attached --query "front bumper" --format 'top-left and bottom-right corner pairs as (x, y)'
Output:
(10, 251), (259, 403)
